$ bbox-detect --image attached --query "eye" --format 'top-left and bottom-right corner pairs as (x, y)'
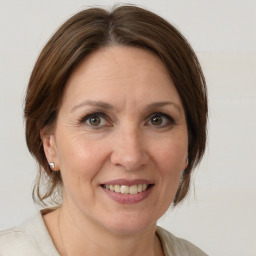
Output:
(87, 115), (102, 126)
(147, 113), (174, 128)
(80, 112), (109, 128)
(151, 115), (164, 126)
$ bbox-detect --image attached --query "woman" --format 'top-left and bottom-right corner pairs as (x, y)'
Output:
(0, 5), (208, 256)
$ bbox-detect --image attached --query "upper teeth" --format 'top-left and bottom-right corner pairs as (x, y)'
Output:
(104, 184), (148, 194)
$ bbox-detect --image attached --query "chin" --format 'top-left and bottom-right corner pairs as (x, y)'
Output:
(101, 213), (158, 235)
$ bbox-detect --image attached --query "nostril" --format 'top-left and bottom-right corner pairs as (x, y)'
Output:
(110, 148), (149, 171)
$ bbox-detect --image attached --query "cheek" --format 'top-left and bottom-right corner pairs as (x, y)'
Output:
(57, 139), (108, 205)
(149, 139), (187, 214)
(153, 135), (188, 173)
(57, 133), (112, 188)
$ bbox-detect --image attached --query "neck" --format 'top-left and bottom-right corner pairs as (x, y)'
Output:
(52, 203), (163, 256)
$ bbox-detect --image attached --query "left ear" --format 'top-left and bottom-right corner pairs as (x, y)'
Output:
(183, 156), (189, 170)
(40, 129), (59, 171)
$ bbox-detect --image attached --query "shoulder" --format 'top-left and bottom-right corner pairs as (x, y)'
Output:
(0, 226), (40, 255)
(156, 226), (208, 256)
(0, 211), (59, 256)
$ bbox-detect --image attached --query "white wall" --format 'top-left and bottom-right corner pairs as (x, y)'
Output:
(0, 1), (255, 255)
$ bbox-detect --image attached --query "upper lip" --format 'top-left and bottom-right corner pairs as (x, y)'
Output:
(101, 179), (154, 186)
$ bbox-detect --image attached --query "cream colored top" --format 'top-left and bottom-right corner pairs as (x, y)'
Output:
(0, 212), (208, 255)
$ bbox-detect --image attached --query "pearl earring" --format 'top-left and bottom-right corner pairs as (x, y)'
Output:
(49, 162), (55, 170)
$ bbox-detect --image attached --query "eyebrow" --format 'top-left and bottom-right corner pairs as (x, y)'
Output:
(71, 100), (114, 112)
(145, 102), (181, 115)
(71, 100), (181, 115)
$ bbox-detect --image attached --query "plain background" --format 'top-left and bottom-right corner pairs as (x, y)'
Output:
(0, 0), (255, 255)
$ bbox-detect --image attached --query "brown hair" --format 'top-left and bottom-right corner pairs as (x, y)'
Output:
(24, 5), (207, 206)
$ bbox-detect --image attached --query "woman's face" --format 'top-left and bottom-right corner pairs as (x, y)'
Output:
(43, 46), (188, 234)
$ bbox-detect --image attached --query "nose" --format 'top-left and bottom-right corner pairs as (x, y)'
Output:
(110, 126), (149, 171)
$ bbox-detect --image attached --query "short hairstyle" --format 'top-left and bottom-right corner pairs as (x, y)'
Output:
(24, 5), (207, 206)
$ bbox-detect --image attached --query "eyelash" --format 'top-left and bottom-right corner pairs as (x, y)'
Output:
(147, 112), (175, 128)
(78, 112), (175, 129)
(79, 112), (109, 129)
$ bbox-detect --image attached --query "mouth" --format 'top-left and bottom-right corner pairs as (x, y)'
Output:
(101, 184), (153, 195)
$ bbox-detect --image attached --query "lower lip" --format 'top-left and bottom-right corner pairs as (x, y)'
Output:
(102, 186), (153, 204)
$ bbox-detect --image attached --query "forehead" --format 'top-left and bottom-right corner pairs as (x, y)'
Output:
(62, 46), (183, 110)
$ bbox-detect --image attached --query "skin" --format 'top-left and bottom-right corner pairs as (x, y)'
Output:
(41, 46), (188, 256)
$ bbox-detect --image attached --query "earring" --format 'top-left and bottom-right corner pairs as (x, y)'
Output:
(49, 162), (55, 170)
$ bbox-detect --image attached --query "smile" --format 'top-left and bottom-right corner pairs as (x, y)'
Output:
(102, 184), (150, 195)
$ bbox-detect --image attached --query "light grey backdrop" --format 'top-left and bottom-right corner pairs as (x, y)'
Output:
(0, 1), (255, 255)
